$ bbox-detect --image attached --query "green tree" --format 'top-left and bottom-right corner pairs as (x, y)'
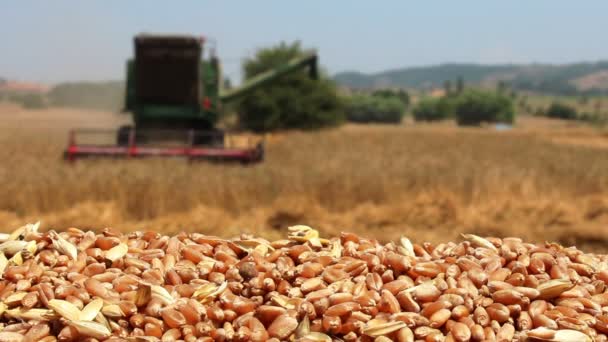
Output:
(546, 102), (577, 120)
(454, 89), (515, 126)
(443, 80), (453, 96)
(237, 42), (343, 132)
(456, 76), (465, 94)
(412, 97), (455, 122)
(371, 89), (410, 107)
(497, 80), (508, 94)
(346, 94), (405, 124)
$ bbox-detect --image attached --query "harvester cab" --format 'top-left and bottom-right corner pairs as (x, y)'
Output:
(64, 33), (319, 163)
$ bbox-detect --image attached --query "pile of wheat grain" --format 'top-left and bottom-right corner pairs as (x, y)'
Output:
(0, 223), (605, 341)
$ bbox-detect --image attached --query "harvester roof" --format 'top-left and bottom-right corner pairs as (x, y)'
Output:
(134, 33), (203, 47)
(135, 33), (204, 44)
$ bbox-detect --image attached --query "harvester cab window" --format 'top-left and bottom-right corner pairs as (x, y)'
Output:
(134, 36), (202, 106)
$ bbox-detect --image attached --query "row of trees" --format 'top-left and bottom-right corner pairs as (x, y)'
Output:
(542, 102), (605, 124)
(235, 42), (413, 131)
(236, 42), (521, 131)
(344, 89), (409, 124)
(345, 94), (405, 124)
(413, 90), (515, 125)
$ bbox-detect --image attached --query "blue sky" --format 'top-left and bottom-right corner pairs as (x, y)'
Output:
(1, 1), (607, 84)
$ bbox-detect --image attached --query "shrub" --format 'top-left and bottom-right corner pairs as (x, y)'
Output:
(534, 107), (546, 117)
(546, 102), (577, 120)
(412, 97), (454, 122)
(371, 89), (410, 107)
(579, 112), (595, 123)
(346, 94), (405, 124)
(237, 42), (344, 132)
(454, 89), (514, 126)
(579, 112), (607, 125)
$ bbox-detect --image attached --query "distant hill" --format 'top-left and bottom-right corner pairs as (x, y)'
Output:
(334, 61), (608, 95)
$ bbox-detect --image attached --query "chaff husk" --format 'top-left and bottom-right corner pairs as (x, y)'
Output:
(0, 241), (28, 256)
(105, 242), (129, 262)
(5, 308), (56, 321)
(523, 327), (593, 342)
(4, 292), (27, 306)
(295, 315), (310, 338)
(101, 304), (124, 319)
(288, 225), (330, 245)
(48, 299), (81, 321)
(232, 238), (275, 253)
(68, 320), (112, 339)
(9, 240), (37, 266)
(0, 331), (28, 342)
(297, 332), (333, 342)
(80, 298), (104, 321)
(270, 294), (298, 310)
(134, 283), (152, 307)
(0, 252), (7, 277)
(95, 311), (112, 331)
(362, 320), (407, 337)
(537, 279), (574, 300)
(150, 285), (175, 305)
(192, 281), (227, 304)
(49, 231), (78, 260)
(8, 221), (39, 241)
(461, 233), (498, 252)
(553, 329), (592, 342)
(399, 236), (415, 257)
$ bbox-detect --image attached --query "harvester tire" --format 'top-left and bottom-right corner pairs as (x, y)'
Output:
(193, 129), (225, 147)
(117, 126), (132, 146)
(256, 142), (265, 162)
(211, 130), (225, 147)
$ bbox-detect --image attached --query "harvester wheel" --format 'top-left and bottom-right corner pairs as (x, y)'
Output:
(117, 126), (132, 146)
(210, 130), (225, 147)
(256, 142), (265, 162)
(193, 129), (225, 147)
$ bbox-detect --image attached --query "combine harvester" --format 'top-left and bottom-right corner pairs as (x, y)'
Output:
(64, 34), (318, 163)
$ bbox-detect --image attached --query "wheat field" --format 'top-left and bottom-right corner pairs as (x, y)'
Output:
(1, 103), (608, 251)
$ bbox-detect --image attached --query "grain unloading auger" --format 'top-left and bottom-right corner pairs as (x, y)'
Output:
(64, 34), (318, 163)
